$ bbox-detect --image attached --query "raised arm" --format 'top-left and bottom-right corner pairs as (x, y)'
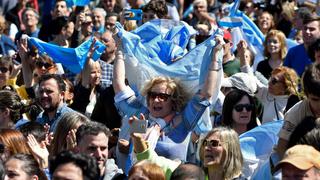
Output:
(112, 35), (127, 94)
(80, 38), (98, 88)
(17, 37), (33, 88)
(199, 36), (223, 100)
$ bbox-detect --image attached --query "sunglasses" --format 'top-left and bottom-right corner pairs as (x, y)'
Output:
(0, 67), (9, 73)
(203, 139), (222, 148)
(147, 92), (172, 101)
(270, 77), (283, 85)
(35, 61), (53, 69)
(234, 104), (254, 112)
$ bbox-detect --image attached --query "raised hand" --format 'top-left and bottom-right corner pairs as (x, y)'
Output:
(27, 134), (49, 169)
(66, 129), (77, 150)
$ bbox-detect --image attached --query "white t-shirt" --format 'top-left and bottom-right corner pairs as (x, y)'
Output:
(278, 99), (314, 140)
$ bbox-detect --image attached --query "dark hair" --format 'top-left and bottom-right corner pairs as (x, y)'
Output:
(303, 13), (320, 25)
(19, 122), (46, 143)
(0, 90), (25, 123)
(38, 74), (66, 92)
(221, 89), (257, 131)
(0, 56), (13, 73)
(51, 16), (69, 35)
(288, 116), (320, 150)
(302, 63), (320, 97)
(49, 151), (99, 180)
(142, 0), (168, 19)
(76, 121), (111, 145)
(308, 38), (320, 62)
(7, 154), (47, 180)
(170, 163), (205, 180)
(106, 12), (119, 20)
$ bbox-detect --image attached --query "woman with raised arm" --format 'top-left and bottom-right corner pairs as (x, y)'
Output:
(113, 32), (223, 163)
(237, 40), (299, 124)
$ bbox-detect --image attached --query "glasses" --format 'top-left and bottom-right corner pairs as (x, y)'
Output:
(270, 77), (283, 85)
(234, 104), (254, 112)
(203, 139), (222, 148)
(35, 61), (53, 69)
(147, 92), (172, 101)
(0, 67), (9, 73)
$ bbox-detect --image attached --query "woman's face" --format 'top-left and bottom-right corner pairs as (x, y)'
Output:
(258, 13), (272, 33)
(5, 158), (34, 180)
(268, 73), (286, 95)
(267, 36), (281, 55)
(232, 95), (253, 126)
(203, 132), (225, 167)
(0, 66), (10, 88)
(34, 60), (56, 76)
(89, 62), (101, 86)
(147, 82), (174, 119)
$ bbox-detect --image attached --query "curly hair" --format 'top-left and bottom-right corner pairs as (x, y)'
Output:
(141, 76), (191, 112)
(271, 66), (299, 96)
(142, 0), (168, 19)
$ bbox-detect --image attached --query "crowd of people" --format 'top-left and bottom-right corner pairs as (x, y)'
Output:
(0, 0), (320, 179)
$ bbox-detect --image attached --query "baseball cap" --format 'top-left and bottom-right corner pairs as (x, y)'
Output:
(274, 145), (320, 172)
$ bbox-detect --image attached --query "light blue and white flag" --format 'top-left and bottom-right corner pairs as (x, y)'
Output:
(116, 19), (223, 94)
(240, 120), (283, 179)
(218, 0), (298, 69)
(28, 37), (106, 73)
(66, 0), (90, 7)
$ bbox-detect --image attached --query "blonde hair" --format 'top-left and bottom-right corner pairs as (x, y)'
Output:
(199, 127), (243, 180)
(271, 66), (299, 95)
(141, 76), (190, 112)
(264, 29), (287, 60)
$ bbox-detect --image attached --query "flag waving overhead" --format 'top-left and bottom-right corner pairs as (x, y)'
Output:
(28, 37), (106, 73)
(218, 0), (298, 69)
(116, 19), (224, 94)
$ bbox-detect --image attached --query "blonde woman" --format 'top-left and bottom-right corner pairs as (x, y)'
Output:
(199, 127), (244, 180)
(257, 30), (287, 79)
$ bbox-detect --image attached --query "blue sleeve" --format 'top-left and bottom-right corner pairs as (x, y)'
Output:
(181, 93), (211, 131)
(283, 49), (292, 67)
(114, 86), (148, 118)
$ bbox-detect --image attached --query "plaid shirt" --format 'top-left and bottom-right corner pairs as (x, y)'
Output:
(99, 60), (113, 88)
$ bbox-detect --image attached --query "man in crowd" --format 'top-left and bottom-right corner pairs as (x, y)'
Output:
(36, 74), (73, 132)
(284, 14), (320, 76)
(50, 151), (100, 180)
(275, 145), (320, 180)
(15, 8), (40, 42)
(39, 0), (69, 42)
(75, 121), (125, 179)
(92, 8), (106, 34)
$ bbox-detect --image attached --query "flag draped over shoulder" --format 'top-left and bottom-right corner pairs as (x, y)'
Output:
(28, 37), (106, 73)
(116, 19), (223, 94)
(218, 0), (298, 69)
(239, 120), (283, 178)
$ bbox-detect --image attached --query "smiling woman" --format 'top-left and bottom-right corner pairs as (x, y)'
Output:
(113, 34), (223, 168)
(199, 127), (244, 180)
